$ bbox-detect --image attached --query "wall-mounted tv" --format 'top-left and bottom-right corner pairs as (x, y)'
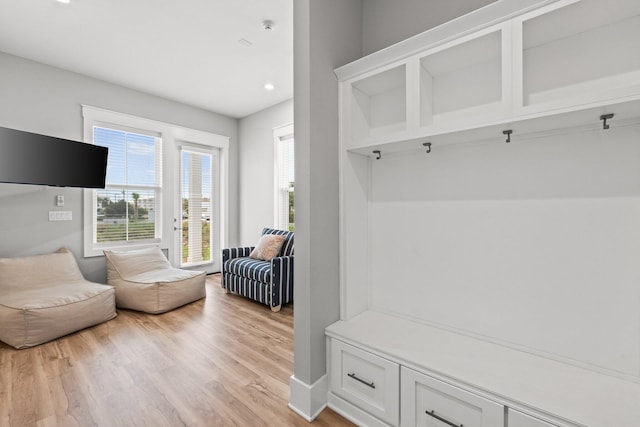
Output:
(0, 126), (108, 188)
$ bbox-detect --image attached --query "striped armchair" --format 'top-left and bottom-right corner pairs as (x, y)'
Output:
(222, 228), (294, 312)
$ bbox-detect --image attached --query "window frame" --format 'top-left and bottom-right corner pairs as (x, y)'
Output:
(178, 143), (221, 268)
(92, 125), (163, 248)
(273, 123), (294, 231)
(82, 105), (230, 262)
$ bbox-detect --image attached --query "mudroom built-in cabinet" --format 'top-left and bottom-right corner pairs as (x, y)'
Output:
(327, 0), (640, 426)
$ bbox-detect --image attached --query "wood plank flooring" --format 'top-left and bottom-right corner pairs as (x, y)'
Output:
(0, 275), (354, 427)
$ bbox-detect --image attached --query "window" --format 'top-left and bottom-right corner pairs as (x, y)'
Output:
(82, 106), (165, 257)
(83, 106), (230, 268)
(94, 127), (162, 245)
(274, 124), (294, 231)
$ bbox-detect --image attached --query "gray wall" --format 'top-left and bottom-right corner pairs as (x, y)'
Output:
(0, 52), (239, 283)
(238, 99), (293, 245)
(289, 0), (505, 411)
(293, 0), (363, 387)
(362, 0), (497, 55)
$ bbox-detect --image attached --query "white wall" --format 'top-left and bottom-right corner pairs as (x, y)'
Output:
(369, 125), (640, 378)
(0, 52), (239, 282)
(362, 0), (497, 55)
(238, 99), (293, 245)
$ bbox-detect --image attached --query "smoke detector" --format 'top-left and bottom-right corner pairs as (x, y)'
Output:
(262, 20), (275, 31)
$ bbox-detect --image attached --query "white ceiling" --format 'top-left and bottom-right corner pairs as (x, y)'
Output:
(0, 0), (293, 119)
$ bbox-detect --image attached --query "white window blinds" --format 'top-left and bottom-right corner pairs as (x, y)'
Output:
(93, 126), (162, 244)
(181, 148), (214, 266)
(275, 133), (294, 231)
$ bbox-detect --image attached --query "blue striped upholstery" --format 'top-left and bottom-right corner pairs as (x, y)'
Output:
(225, 258), (271, 282)
(221, 229), (294, 310)
(223, 274), (270, 305)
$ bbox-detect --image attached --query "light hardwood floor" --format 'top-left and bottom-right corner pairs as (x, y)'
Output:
(0, 275), (354, 427)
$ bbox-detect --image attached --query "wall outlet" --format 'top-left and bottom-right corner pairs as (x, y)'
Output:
(49, 211), (72, 221)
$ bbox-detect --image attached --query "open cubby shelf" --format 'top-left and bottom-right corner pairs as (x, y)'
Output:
(331, 1), (640, 427)
(340, 0), (640, 153)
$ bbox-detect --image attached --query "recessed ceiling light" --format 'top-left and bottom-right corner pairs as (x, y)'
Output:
(56, 0), (71, 4)
(264, 83), (275, 91)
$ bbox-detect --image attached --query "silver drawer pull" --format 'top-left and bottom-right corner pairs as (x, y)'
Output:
(347, 372), (375, 389)
(426, 409), (463, 427)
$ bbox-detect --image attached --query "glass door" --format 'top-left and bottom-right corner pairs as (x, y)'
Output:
(179, 146), (220, 270)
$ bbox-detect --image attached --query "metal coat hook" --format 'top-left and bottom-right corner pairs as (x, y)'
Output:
(373, 150), (381, 160)
(503, 129), (513, 143)
(600, 113), (614, 130)
(423, 142), (432, 154)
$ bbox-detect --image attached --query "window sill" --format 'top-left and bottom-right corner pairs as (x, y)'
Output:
(84, 240), (162, 258)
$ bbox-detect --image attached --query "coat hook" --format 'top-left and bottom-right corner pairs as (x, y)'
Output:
(503, 129), (513, 143)
(422, 142), (432, 154)
(600, 113), (614, 130)
(373, 150), (381, 160)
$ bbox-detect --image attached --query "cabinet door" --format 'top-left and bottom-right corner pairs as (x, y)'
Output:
(401, 367), (504, 427)
(330, 339), (400, 426)
(510, 410), (570, 427)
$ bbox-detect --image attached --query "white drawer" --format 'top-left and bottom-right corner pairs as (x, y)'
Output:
(401, 367), (504, 427)
(509, 409), (568, 427)
(330, 339), (400, 426)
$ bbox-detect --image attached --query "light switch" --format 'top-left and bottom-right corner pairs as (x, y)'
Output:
(56, 195), (64, 207)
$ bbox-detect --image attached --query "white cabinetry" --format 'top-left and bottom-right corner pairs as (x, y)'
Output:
(329, 340), (400, 426)
(510, 410), (561, 427)
(349, 64), (407, 145)
(401, 367), (503, 427)
(328, 0), (640, 426)
(419, 24), (509, 130)
(517, 0), (640, 112)
(340, 0), (640, 156)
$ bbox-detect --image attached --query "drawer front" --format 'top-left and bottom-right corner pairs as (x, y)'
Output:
(330, 339), (400, 425)
(510, 410), (566, 427)
(401, 367), (504, 427)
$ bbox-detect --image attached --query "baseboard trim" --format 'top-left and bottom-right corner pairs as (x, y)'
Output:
(288, 374), (328, 422)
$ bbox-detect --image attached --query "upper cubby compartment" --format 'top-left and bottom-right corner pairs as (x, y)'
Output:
(349, 64), (406, 145)
(420, 28), (504, 128)
(522, 0), (640, 110)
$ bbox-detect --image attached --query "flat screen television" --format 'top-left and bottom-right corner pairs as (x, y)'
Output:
(0, 126), (108, 188)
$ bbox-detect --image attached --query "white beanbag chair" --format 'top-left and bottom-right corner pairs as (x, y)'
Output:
(104, 247), (206, 314)
(0, 248), (117, 349)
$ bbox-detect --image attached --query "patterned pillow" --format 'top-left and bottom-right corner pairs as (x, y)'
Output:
(250, 234), (286, 261)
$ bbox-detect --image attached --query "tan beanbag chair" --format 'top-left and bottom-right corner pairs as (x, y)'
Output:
(104, 247), (206, 314)
(0, 248), (117, 349)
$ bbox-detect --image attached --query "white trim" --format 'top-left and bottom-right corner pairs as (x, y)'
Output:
(333, 0), (556, 81)
(177, 145), (222, 272)
(82, 105), (230, 265)
(288, 374), (328, 422)
(273, 123), (294, 230)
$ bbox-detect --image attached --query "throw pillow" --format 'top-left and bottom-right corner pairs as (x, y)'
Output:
(250, 234), (286, 261)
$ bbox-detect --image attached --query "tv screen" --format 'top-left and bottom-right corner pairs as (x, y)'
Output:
(0, 126), (108, 188)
